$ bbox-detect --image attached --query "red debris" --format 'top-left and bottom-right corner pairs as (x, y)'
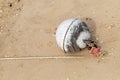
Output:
(91, 47), (100, 55)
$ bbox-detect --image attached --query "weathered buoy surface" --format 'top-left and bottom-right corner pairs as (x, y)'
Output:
(56, 18), (91, 53)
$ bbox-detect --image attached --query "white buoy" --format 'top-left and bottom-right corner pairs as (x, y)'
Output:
(56, 18), (91, 53)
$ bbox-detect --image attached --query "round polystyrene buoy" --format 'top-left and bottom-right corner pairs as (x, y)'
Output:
(56, 18), (91, 53)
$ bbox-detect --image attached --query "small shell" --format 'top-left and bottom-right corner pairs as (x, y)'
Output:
(56, 18), (91, 53)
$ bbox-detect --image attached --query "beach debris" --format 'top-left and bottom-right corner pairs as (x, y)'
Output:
(90, 47), (107, 57)
(86, 40), (107, 57)
(56, 18), (91, 53)
(93, 48), (107, 57)
(86, 40), (100, 56)
(56, 18), (106, 57)
(91, 47), (100, 56)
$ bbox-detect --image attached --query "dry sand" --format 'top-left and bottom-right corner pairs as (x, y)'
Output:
(0, 0), (120, 80)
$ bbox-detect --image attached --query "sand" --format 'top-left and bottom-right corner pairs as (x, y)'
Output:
(0, 0), (120, 80)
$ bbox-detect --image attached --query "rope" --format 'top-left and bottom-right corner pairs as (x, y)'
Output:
(0, 56), (84, 60)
